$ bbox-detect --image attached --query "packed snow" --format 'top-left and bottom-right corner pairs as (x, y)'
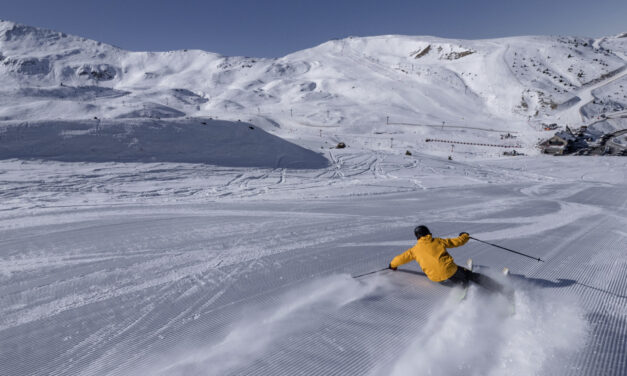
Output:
(1, 20), (627, 376)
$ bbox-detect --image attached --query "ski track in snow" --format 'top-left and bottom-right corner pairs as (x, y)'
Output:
(1, 153), (626, 376)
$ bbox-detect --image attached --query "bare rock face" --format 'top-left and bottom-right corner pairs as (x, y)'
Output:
(2, 56), (51, 75)
(76, 64), (117, 81)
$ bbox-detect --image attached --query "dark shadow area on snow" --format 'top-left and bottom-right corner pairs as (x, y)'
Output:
(0, 118), (329, 168)
(389, 268), (627, 300)
(508, 273), (577, 288)
(508, 273), (627, 299)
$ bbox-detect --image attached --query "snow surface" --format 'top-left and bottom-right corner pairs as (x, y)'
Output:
(1, 20), (627, 376)
(0, 118), (327, 167)
(2, 156), (626, 376)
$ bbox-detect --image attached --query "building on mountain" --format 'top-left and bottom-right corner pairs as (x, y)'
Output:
(540, 125), (627, 156)
(540, 130), (577, 155)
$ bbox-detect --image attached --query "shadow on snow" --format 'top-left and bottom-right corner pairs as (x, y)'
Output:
(0, 118), (329, 168)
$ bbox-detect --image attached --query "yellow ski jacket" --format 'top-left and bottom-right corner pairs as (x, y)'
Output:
(390, 233), (469, 282)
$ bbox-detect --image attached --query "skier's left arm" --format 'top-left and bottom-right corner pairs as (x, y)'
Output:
(440, 232), (469, 248)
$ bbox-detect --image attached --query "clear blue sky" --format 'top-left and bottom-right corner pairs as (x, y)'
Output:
(2, 0), (626, 57)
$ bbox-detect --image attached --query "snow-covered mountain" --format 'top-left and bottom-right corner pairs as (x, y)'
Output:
(1, 19), (626, 161)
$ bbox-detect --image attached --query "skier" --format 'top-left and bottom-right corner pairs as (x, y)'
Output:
(388, 225), (505, 293)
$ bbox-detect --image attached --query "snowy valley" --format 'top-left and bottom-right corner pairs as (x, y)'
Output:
(1, 20), (627, 376)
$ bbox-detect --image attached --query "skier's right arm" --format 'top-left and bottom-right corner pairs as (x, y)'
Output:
(390, 249), (413, 269)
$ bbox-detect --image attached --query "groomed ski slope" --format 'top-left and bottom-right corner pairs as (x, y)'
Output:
(1, 153), (626, 376)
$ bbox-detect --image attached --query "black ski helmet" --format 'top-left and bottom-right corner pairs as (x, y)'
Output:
(414, 225), (431, 239)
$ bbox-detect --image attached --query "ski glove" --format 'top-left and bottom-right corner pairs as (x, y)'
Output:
(459, 232), (469, 237)
(388, 263), (397, 271)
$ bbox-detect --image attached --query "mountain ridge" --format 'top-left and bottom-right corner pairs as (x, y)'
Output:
(1, 19), (626, 158)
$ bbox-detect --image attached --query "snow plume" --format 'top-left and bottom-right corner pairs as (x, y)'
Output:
(388, 284), (587, 376)
(152, 274), (381, 376)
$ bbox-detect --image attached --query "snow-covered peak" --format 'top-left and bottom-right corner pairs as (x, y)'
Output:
(0, 19), (116, 54)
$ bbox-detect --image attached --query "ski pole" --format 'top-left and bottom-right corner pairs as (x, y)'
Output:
(353, 267), (389, 278)
(469, 236), (544, 262)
